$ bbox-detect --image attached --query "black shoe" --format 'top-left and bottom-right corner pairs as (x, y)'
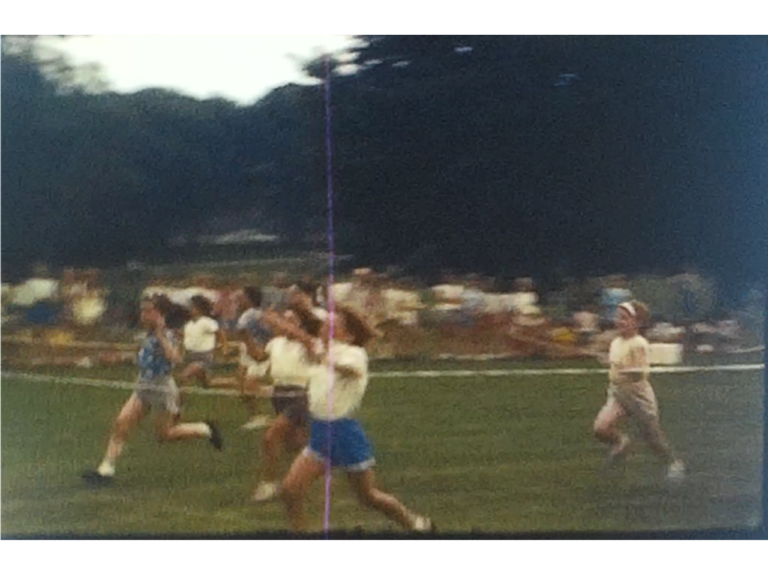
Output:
(207, 421), (224, 450)
(82, 470), (113, 487)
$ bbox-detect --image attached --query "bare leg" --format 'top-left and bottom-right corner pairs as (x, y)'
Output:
(241, 375), (271, 427)
(638, 416), (678, 465)
(98, 393), (147, 475)
(182, 363), (207, 388)
(594, 397), (628, 451)
(347, 468), (418, 530)
(287, 425), (309, 453)
(280, 452), (325, 532)
(155, 412), (213, 442)
(262, 415), (291, 482)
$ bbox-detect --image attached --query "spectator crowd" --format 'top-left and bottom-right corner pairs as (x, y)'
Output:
(2, 263), (764, 367)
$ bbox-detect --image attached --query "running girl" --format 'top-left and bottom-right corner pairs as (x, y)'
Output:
(593, 300), (685, 482)
(236, 286), (273, 430)
(262, 306), (434, 532)
(181, 295), (225, 389)
(251, 310), (313, 502)
(82, 295), (223, 485)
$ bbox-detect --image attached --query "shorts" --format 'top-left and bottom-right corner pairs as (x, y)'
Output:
(304, 418), (376, 471)
(136, 378), (181, 415)
(271, 384), (309, 428)
(186, 351), (214, 370)
(603, 382), (659, 426)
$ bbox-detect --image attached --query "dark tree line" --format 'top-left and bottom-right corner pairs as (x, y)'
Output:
(3, 36), (766, 298)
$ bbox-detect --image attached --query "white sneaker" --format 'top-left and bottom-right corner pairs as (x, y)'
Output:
(667, 460), (686, 483)
(241, 416), (271, 430)
(97, 461), (116, 477)
(411, 515), (435, 533)
(252, 482), (279, 503)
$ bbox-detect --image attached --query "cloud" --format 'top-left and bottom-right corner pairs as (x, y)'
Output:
(42, 35), (358, 104)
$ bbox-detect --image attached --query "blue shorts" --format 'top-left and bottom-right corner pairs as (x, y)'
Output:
(305, 418), (376, 471)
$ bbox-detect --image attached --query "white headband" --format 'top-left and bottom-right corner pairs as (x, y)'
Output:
(619, 302), (636, 317)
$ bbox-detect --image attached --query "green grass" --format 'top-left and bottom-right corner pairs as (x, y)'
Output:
(1, 362), (764, 536)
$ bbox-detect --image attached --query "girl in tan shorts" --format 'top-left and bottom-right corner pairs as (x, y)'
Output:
(593, 301), (685, 482)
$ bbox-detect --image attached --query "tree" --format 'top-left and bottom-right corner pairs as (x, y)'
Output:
(319, 35), (768, 288)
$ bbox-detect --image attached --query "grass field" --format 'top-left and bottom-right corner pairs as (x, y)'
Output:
(1, 359), (764, 536)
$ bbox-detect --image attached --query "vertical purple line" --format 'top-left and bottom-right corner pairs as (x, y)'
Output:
(323, 54), (335, 537)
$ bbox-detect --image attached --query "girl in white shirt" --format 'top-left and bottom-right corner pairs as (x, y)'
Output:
(180, 295), (225, 390)
(262, 306), (433, 532)
(594, 301), (685, 482)
(251, 310), (314, 502)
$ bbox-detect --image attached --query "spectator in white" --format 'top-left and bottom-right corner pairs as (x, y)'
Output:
(460, 276), (485, 326)
(646, 322), (685, 344)
(432, 280), (464, 306)
(365, 274), (388, 329)
(347, 268), (374, 316)
(15, 265), (60, 328)
(382, 281), (423, 327)
(510, 278), (539, 315)
(573, 306), (600, 347)
(73, 270), (108, 328)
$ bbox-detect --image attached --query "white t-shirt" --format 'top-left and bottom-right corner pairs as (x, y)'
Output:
(12, 278), (59, 306)
(266, 336), (311, 387)
(574, 311), (599, 333)
(307, 341), (369, 421)
(331, 283), (353, 303)
(184, 317), (220, 353)
(609, 335), (651, 386)
(432, 284), (464, 302)
(312, 307), (329, 322)
(510, 291), (538, 312)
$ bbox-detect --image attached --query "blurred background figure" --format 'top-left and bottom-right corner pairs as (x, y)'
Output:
(573, 305), (600, 348)
(262, 272), (291, 311)
(16, 264), (61, 333)
(1, 282), (12, 325)
(600, 275), (632, 327)
(460, 275), (485, 328)
(72, 269), (108, 331)
(510, 278), (540, 317)
(60, 268), (84, 326)
(213, 280), (242, 335)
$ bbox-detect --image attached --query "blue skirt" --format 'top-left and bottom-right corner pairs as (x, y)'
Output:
(306, 418), (376, 471)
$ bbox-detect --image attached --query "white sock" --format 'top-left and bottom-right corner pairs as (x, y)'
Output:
(97, 461), (116, 477)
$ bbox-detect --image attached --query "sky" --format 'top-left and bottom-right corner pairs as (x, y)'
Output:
(41, 35), (361, 105)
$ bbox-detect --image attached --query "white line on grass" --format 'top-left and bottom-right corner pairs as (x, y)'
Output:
(2, 364), (764, 397)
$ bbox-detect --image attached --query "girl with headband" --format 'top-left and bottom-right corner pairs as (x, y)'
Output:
(593, 300), (685, 482)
